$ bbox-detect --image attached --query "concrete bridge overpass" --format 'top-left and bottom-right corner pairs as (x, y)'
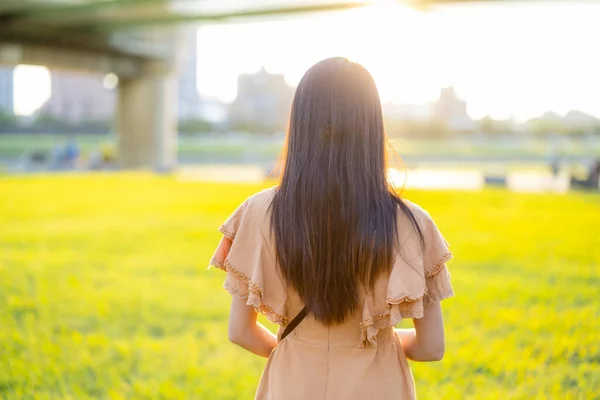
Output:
(0, 0), (527, 170)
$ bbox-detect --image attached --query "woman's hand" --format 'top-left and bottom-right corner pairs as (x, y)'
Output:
(228, 295), (278, 358)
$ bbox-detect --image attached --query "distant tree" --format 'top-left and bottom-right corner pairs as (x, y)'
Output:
(524, 110), (600, 136)
(477, 116), (515, 134)
(33, 113), (71, 131)
(526, 113), (565, 136)
(0, 111), (16, 123)
(179, 118), (214, 134)
(79, 119), (112, 134)
(562, 125), (586, 137)
(0, 111), (19, 132)
(385, 119), (450, 139)
(34, 113), (64, 124)
(230, 120), (283, 135)
(478, 115), (496, 134)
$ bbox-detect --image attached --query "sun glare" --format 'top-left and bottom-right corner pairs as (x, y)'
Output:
(197, 3), (438, 105)
(340, 4), (438, 105)
(14, 65), (51, 116)
(195, 2), (600, 120)
(13, 2), (599, 119)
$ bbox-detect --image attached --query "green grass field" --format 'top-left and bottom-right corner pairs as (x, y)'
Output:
(1, 174), (599, 399)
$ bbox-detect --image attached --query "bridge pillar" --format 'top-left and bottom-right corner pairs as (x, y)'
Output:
(117, 68), (177, 171)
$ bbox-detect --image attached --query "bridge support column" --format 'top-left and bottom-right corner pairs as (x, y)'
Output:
(117, 69), (177, 170)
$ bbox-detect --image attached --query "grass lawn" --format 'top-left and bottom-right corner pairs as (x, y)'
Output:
(0, 174), (599, 399)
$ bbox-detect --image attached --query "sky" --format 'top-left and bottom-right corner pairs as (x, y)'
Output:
(13, 1), (600, 121)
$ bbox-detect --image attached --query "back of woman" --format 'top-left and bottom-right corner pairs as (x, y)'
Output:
(210, 58), (454, 400)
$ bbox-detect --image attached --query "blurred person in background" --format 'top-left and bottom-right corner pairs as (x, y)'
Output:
(210, 57), (453, 399)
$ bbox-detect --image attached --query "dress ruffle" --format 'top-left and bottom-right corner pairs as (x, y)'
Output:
(221, 260), (287, 325)
(359, 204), (454, 349)
(360, 256), (453, 348)
(209, 188), (288, 326)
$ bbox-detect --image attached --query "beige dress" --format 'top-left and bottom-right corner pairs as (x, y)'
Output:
(210, 187), (454, 400)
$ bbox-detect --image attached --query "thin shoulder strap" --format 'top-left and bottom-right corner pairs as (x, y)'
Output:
(280, 306), (308, 341)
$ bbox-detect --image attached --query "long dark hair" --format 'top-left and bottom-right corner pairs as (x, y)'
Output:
(270, 57), (423, 325)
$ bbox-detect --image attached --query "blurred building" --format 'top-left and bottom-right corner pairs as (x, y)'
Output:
(0, 66), (14, 114)
(40, 71), (115, 122)
(230, 67), (295, 129)
(432, 86), (474, 131)
(177, 28), (204, 120)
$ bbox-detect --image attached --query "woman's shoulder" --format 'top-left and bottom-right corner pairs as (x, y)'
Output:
(220, 187), (276, 236)
(395, 198), (451, 261)
(234, 186), (277, 219)
(398, 198), (452, 265)
(398, 199), (435, 227)
(247, 186), (277, 207)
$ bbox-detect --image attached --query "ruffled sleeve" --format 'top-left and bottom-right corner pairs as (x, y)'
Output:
(421, 212), (454, 306)
(209, 191), (288, 326)
(360, 202), (454, 348)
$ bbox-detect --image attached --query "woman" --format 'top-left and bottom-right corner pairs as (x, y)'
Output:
(210, 57), (453, 399)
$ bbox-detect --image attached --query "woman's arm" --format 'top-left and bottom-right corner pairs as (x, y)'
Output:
(395, 301), (445, 362)
(228, 295), (278, 358)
